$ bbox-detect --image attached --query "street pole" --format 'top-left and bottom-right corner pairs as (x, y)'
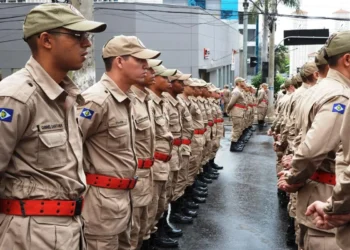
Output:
(261, 0), (269, 81)
(267, 0), (277, 121)
(243, 0), (249, 79)
(70, 0), (96, 91)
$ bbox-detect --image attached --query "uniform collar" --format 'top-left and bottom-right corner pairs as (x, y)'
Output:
(162, 92), (179, 106)
(25, 56), (84, 104)
(101, 73), (129, 103)
(178, 94), (191, 106)
(327, 68), (350, 86)
(146, 88), (163, 105)
(131, 85), (148, 102)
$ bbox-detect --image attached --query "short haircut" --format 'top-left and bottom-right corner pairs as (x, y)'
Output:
(326, 52), (349, 67)
(25, 35), (38, 54)
(103, 57), (116, 72)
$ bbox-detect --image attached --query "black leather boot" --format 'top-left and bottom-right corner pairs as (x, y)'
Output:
(209, 158), (223, 170)
(184, 199), (199, 209)
(192, 195), (206, 203)
(194, 178), (208, 188)
(178, 196), (197, 218)
(230, 141), (243, 152)
(198, 173), (213, 184)
(169, 201), (193, 224)
(192, 188), (208, 197)
(141, 239), (155, 250)
(151, 233), (178, 248)
(162, 211), (183, 238)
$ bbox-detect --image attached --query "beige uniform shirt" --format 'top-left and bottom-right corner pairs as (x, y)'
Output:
(177, 94), (194, 156)
(162, 92), (182, 172)
(78, 73), (137, 236)
(129, 86), (155, 208)
(223, 89), (231, 105)
(147, 89), (173, 181)
(215, 99), (224, 138)
(197, 97), (208, 125)
(257, 89), (268, 108)
(0, 56), (85, 201)
(271, 92), (292, 133)
(189, 96), (204, 130)
(209, 97), (218, 137)
(287, 69), (350, 231)
(226, 87), (246, 118)
(204, 98), (213, 141)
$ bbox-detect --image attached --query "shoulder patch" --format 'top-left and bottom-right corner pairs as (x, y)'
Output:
(80, 108), (95, 120)
(332, 103), (346, 114)
(0, 108), (13, 122)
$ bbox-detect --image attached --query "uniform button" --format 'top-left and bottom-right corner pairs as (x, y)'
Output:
(28, 83), (33, 87)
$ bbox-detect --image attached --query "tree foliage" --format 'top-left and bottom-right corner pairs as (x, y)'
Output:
(275, 45), (289, 74)
(251, 72), (286, 93)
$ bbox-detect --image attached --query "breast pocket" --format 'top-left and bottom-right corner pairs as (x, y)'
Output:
(155, 115), (167, 135)
(107, 121), (130, 152)
(38, 131), (68, 168)
(134, 117), (151, 140)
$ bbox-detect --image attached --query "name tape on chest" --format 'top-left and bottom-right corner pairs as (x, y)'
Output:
(80, 108), (95, 120)
(38, 123), (64, 132)
(332, 103), (346, 114)
(135, 116), (149, 124)
(0, 108), (13, 123)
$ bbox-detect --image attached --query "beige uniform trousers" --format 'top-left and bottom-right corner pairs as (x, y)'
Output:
(173, 155), (190, 201)
(165, 170), (179, 205)
(257, 106), (268, 121)
(145, 180), (167, 238)
(188, 135), (205, 185)
(0, 215), (84, 250)
(130, 206), (149, 250)
(201, 126), (212, 166)
(90, 224), (131, 250)
(302, 228), (339, 250)
(231, 117), (243, 142)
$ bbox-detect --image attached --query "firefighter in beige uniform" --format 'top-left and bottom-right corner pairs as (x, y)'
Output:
(0, 4), (106, 250)
(173, 72), (196, 219)
(226, 77), (247, 152)
(78, 36), (159, 250)
(278, 32), (350, 250)
(257, 83), (269, 129)
(222, 85), (231, 117)
(145, 65), (178, 249)
(161, 71), (194, 225)
(128, 59), (162, 250)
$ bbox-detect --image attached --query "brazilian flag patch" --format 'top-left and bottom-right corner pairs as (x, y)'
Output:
(80, 108), (94, 120)
(0, 108), (13, 122)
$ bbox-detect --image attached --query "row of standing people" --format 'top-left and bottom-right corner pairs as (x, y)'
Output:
(0, 3), (225, 250)
(270, 30), (350, 250)
(224, 78), (269, 152)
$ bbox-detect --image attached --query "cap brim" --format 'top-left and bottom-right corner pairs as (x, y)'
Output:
(158, 69), (177, 77)
(178, 74), (192, 80)
(64, 20), (107, 33)
(147, 59), (162, 68)
(132, 49), (161, 59)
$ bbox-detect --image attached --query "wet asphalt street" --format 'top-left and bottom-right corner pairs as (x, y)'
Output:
(162, 125), (295, 250)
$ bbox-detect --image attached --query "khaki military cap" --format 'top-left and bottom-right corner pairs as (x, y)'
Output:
(324, 31), (350, 57)
(184, 78), (193, 86)
(186, 78), (201, 87)
(235, 77), (245, 84)
(153, 65), (177, 77)
(301, 62), (317, 77)
(23, 3), (106, 39)
(315, 48), (328, 66)
(280, 84), (285, 89)
(193, 79), (207, 87)
(147, 59), (162, 68)
(284, 79), (293, 88)
(169, 70), (192, 82)
(102, 35), (160, 59)
(295, 73), (302, 83)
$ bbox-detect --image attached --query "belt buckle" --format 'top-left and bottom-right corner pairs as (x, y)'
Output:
(74, 197), (84, 216)
(128, 176), (138, 189)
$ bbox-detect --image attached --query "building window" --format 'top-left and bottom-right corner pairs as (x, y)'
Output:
(188, 0), (205, 9)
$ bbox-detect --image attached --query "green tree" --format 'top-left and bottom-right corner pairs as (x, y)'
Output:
(251, 72), (285, 93)
(275, 45), (289, 74)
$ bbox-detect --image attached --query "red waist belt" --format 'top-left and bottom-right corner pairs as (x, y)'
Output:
(182, 139), (192, 145)
(194, 129), (205, 135)
(138, 158), (154, 169)
(214, 118), (224, 123)
(310, 170), (336, 186)
(154, 152), (172, 162)
(0, 197), (84, 216)
(86, 173), (138, 189)
(173, 138), (182, 146)
(248, 104), (254, 108)
(208, 121), (214, 127)
(262, 100), (268, 103)
(234, 104), (247, 109)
